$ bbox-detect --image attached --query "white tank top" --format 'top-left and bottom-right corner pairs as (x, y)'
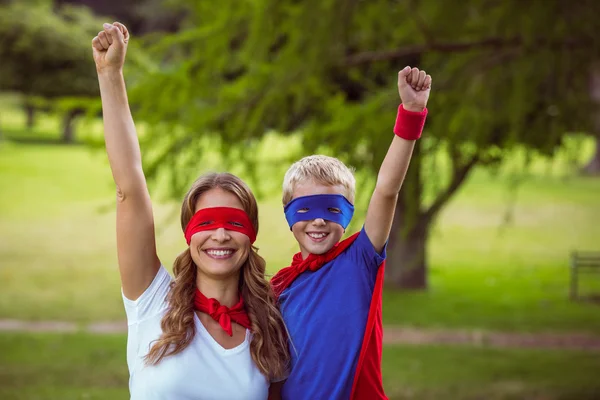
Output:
(122, 266), (269, 400)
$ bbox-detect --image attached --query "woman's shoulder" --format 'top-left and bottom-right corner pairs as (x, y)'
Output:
(122, 265), (173, 324)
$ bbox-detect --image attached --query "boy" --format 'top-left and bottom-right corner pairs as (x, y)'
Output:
(271, 66), (432, 400)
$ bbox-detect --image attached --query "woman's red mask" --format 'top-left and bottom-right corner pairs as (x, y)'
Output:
(184, 207), (257, 245)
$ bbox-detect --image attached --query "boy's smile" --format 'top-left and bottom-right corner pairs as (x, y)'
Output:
(307, 231), (328, 241)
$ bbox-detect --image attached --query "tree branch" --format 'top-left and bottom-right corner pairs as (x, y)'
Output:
(408, 0), (434, 44)
(345, 36), (592, 66)
(424, 153), (480, 223)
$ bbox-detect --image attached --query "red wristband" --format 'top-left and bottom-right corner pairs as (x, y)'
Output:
(393, 104), (428, 140)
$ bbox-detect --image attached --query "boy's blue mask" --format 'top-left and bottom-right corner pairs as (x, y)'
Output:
(284, 194), (354, 229)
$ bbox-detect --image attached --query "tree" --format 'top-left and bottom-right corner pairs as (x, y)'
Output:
(583, 140), (600, 175)
(54, 0), (184, 34)
(132, 0), (600, 289)
(0, 2), (101, 141)
(582, 64), (600, 175)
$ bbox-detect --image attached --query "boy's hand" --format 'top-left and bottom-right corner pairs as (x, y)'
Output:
(397, 66), (432, 112)
(92, 22), (129, 74)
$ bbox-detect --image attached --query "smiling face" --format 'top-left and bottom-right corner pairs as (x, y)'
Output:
(290, 180), (347, 258)
(188, 188), (251, 281)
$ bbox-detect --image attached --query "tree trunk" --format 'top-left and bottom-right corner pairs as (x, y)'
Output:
(386, 207), (429, 289)
(583, 63), (600, 175)
(25, 103), (35, 129)
(582, 138), (600, 175)
(62, 109), (82, 143)
(384, 140), (480, 290)
(385, 141), (430, 290)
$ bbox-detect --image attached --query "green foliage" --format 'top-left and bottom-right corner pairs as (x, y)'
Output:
(134, 0), (600, 199)
(128, 0), (600, 287)
(0, 2), (102, 98)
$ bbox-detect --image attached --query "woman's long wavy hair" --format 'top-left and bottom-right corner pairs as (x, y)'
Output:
(144, 172), (290, 379)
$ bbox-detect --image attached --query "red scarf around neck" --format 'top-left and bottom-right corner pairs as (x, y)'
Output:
(193, 290), (251, 336)
(271, 232), (361, 297)
(270, 232), (387, 400)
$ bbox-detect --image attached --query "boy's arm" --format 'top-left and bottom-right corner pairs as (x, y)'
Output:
(364, 66), (432, 252)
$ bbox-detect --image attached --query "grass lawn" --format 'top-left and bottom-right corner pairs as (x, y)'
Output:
(382, 344), (600, 400)
(0, 333), (129, 400)
(1, 98), (600, 333)
(0, 332), (599, 400)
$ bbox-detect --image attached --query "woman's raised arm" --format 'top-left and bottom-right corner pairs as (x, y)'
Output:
(92, 22), (160, 300)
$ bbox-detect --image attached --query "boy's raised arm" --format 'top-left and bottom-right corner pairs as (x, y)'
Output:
(364, 66), (431, 252)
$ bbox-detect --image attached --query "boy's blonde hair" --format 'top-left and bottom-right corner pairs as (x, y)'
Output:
(282, 155), (356, 205)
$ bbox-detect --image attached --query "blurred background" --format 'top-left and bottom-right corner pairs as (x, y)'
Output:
(1, 0), (600, 399)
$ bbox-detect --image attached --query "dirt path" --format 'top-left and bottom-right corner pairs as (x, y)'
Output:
(2, 319), (600, 351)
(383, 326), (600, 351)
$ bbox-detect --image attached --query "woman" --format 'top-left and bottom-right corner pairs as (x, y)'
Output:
(92, 22), (289, 399)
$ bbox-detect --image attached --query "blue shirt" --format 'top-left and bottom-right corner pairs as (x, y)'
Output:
(279, 227), (386, 400)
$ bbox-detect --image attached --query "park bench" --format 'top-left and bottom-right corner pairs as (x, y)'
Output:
(570, 251), (600, 300)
